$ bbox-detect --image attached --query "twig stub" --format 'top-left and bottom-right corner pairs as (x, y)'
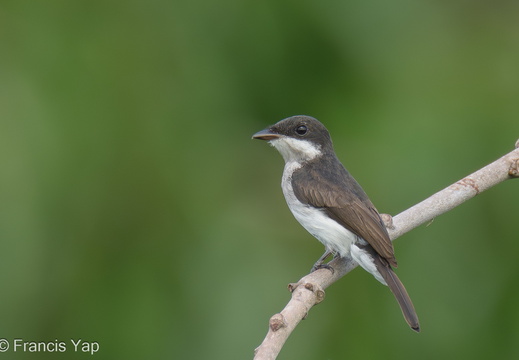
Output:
(380, 213), (395, 229)
(508, 158), (519, 177)
(269, 314), (287, 331)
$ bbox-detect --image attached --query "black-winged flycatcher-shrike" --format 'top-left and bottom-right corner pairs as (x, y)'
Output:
(253, 115), (419, 332)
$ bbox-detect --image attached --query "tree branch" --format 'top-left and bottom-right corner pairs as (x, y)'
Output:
(254, 140), (519, 360)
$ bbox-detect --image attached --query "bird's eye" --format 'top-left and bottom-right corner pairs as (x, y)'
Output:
(295, 125), (307, 136)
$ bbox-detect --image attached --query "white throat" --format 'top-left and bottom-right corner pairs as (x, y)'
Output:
(269, 137), (322, 164)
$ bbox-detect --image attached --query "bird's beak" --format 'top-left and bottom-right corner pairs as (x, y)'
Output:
(252, 128), (281, 141)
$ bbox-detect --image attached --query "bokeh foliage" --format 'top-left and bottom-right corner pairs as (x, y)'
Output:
(1, 0), (518, 359)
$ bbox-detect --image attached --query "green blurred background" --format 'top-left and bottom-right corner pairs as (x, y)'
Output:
(1, 0), (519, 359)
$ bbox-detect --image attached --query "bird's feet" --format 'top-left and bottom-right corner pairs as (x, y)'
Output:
(310, 250), (336, 273)
(311, 262), (335, 274)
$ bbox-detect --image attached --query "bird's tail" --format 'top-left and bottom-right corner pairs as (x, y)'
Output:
(374, 255), (420, 332)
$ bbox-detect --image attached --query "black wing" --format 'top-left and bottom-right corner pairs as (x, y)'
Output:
(291, 156), (397, 267)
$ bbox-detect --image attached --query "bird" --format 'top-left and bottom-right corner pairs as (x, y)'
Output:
(252, 115), (419, 332)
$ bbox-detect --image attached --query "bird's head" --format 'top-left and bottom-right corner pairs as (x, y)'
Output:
(252, 115), (333, 163)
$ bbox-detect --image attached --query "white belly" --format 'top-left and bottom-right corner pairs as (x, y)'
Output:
(281, 161), (387, 285)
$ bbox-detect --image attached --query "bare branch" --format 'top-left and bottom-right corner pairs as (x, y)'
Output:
(254, 140), (519, 360)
